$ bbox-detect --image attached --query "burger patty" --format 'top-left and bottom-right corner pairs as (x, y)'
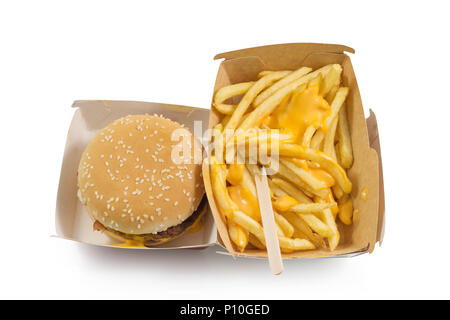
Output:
(102, 195), (207, 245)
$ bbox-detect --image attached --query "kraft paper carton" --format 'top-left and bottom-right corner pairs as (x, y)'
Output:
(203, 43), (385, 259)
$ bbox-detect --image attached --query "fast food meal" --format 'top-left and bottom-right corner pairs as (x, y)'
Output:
(77, 114), (206, 247)
(209, 64), (354, 253)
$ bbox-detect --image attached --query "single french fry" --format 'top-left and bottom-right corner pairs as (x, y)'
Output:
(310, 72), (323, 84)
(323, 115), (339, 159)
(214, 103), (236, 115)
(289, 202), (337, 214)
(320, 64), (342, 96)
(336, 105), (354, 168)
(272, 195), (299, 212)
(275, 221), (285, 237)
(302, 125), (316, 147)
(241, 165), (257, 198)
(276, 144), (352, 193)
(258, 70), (290, 78)
(237, 65), (335, 132)
(267, 178), (288, 197)
(325, 86), (338, 104)
(253, 66), (312, 106)
(213, 81), (254, 106)
(335, 141), (342, 165)
(220, 114), (231, 127)
(277, 237), (315, 251)
(224, 71), (290, 134)
(274, 211), (295, 238)
(323, 208), (340, 251)
(310, 87), (349, 149)
(210, 155), (238, 219)
(228, 221), (249, 252)
(327, 87), (350, 128)
(310, 132), (324, 150)
(332, 184), (344, 200)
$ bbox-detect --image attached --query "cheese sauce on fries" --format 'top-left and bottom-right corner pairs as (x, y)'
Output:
(264, 81), (331, 143)
(210, 63), (355, 253)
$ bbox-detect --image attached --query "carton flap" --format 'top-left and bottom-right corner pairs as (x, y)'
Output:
(215, 43), (355, 65)
(366, 110), (385, 245)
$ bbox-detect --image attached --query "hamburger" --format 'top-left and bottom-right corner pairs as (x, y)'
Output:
(77, 114), (206, 247)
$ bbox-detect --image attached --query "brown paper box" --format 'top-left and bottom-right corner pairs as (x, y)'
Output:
(203, 43), (385, 259)
(55, 100), (217, 249)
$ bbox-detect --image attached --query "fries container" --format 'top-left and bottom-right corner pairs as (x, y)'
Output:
(204, 43), (385, 258)
(55, 100), (217, 249)
(55, 43), (384, 259)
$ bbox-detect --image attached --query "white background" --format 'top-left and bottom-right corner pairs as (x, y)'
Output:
(1, 0), (449, 299)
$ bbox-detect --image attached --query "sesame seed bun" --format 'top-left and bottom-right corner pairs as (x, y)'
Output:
(77, 114), (205, 241)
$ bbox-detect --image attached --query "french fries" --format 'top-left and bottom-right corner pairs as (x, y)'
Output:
(253, 66), (312, 106)
(267, 178), (288, 197)
(237, 65), (334, 132)
(274, 211), (295, 238)
(301, 125), (316, 147)
(280, 159), (328, 191)
(276, 144), (352, 194)
(322, 208), (340, 251)
(213, 81), (255, 114)
(209, 63), (355, 255)
(228, 221), (249, 252)
(210, 155), (237, 219)
(224, 71), (290, 134)
(310, 87), (349, 149)
(298, 213), (332, 238)
(320, 64), (342, 96)
(282, 212), (326, 248)
(289, 202), (337, 214)
(232, 210), (315, 251)
(271, 177), (312, 204)
(257, 70), (291, 79)
(273, 160), (329, 198)
(248, 233), (265, 249)
(214, 103), (237, 115)
(336, 105), (354, 168)
(323, 116), (338, 159)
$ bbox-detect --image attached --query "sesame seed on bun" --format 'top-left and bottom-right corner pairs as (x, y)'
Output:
(77, 114), (205, 245)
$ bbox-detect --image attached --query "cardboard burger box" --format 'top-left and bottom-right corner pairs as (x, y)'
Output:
(55, 43), (385, 259)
